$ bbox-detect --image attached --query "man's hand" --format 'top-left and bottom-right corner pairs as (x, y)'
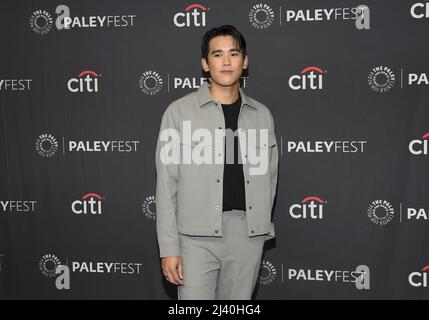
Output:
(161, 256), (184, 286)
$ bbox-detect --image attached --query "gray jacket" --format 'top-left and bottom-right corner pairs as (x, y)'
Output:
(155, 81), (278, 258)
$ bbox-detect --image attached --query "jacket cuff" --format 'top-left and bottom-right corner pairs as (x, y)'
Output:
(159, 242), (181, 258)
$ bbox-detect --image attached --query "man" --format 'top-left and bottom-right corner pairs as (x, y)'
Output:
(155, 25), (278, 300)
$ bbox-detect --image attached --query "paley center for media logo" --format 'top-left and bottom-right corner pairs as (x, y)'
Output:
(71, 193), (105, 215)
(368, 66), (429, 93)
(288, 66), (326, 90)
(141, 195), (156, 220)
(367, 200), (395, 226)
(409, 265), (429, 287)
(173, 4), (208, 27)
(30, 5), (136, 35)
(139, 71), (163, 95)
(287, 265), (370, 290)
(67, 70), (101, 93)
(248, 4), (370, 30)
(39, 254), (70, 290)
(289, 196), (327, 220)
(368, 66), (396, 93)
(258, 260), (278, 286)
(35, 133), (140, 158)
(249, 4), (275, 29)
(367, 199), (429, 226)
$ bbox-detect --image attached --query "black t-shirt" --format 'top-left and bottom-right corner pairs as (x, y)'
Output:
(221, 95), (246, 211)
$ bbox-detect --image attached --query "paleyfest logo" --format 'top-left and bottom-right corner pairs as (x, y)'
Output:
(35, 133), (141, 157)
(288, 265), (370, 290)
(39, 253), (143, 290)
(30, 5), (136, 34)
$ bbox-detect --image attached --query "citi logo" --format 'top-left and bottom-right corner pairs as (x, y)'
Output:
(288, 66), (325, 90)
(409, 265), (429, 287)
(411, 2), (429, 18)
(71, 193), (105, 215)
(67, 70), (100, 93)
(289, 196), (326, 219)
(409, 132), (429, 155)
(173, 4), (208, 27)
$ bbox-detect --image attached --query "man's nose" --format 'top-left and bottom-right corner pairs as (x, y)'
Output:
(223, 55), (231, 66)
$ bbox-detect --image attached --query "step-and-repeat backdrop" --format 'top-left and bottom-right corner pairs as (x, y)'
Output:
(1, 0), (429, 299)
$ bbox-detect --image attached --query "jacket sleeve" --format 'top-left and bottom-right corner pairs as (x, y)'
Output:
(268, 110), (279, 211)
(155, 104), (181, 258)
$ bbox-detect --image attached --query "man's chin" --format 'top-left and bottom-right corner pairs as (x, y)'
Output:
(211, 78), (240, 88)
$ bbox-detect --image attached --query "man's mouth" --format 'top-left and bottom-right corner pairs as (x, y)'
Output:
(220, 70), (234, 74)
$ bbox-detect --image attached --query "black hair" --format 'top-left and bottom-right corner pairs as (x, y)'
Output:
(201, 25), (247, 61)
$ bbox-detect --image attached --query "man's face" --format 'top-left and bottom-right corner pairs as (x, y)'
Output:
(201, 35), (248, 87)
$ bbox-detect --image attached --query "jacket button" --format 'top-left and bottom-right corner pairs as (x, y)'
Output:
(215, 205), (220, 209)
(251, 230), (255, 234)
(246, 180), (249, 184)
(249, 206), (252, 210)
(217, 179), (220, 183)
(218, 126), (222, 129)
(214, 229), (219, 234)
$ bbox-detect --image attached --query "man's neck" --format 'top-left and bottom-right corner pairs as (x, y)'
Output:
(208, 81), (240, 105)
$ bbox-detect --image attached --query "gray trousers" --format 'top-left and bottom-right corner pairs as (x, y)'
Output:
(177, 209), (265, 300)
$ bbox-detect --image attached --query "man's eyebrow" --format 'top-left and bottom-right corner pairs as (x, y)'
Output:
(210, 48), (242, 54)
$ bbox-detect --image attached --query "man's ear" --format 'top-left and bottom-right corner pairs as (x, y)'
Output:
(243, 55), (248, 70)
(201, 57), (209, 72)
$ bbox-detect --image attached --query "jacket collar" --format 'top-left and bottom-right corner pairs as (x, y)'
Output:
(197, 81), (257, 110)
